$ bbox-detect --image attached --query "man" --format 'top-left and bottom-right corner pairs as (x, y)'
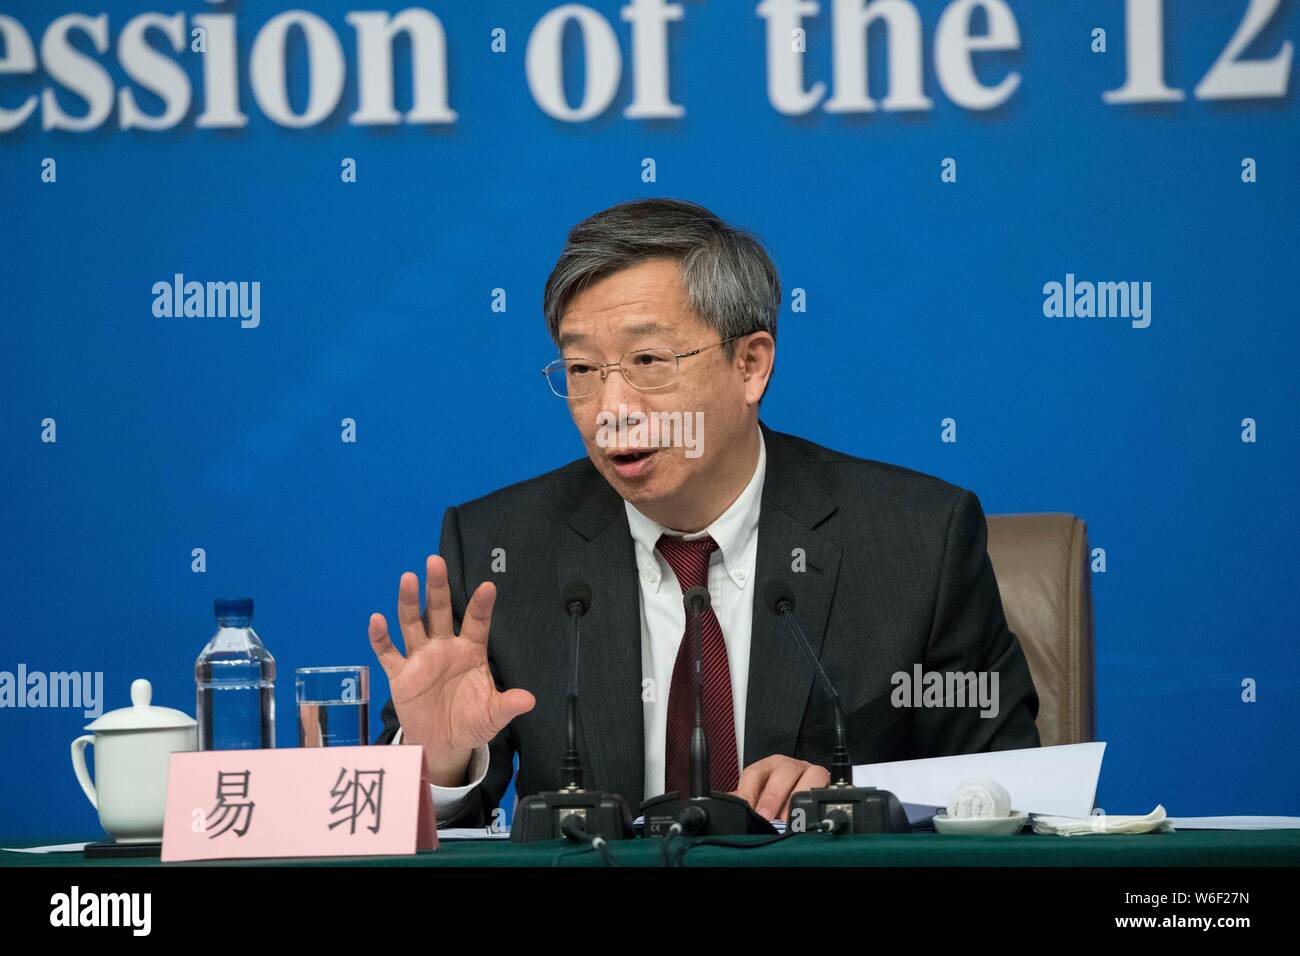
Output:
(369, 198), (1040, 828)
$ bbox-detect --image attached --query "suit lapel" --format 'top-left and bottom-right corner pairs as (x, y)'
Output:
(556, 478), (645, 803)
(548, 424), (845, 796)
(743, 426), (843, 767)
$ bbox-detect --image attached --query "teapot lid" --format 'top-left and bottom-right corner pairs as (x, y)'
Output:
(85, 678), (197, 732)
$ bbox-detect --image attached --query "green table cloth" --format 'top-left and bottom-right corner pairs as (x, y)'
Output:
(4, 829), (1298, 867)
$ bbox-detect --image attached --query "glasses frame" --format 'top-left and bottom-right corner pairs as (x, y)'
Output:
(542, 334), (747, 399)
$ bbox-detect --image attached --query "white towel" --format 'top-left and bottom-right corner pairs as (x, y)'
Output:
(1031, 804), (1173, 836)
(947, 778), (1013, 819)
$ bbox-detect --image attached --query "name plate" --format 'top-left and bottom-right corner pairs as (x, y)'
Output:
(161, 745), (437, 862)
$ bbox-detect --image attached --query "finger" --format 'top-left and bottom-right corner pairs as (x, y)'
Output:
(732, 758), (772, 808)
(458, 581), (497, 645)
(367, 613), (405, 681)
(754, 761), (805, 821)
(780, 765), (830, 821)
(423, 555), (455, 639)
(396, 571), (430, 653)
(489, 687), (536, 730)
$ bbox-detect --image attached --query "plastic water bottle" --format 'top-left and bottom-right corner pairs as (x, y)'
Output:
(195, 597), (276, 750)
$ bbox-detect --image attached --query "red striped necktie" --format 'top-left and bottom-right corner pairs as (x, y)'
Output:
(656, 533), (741, 795)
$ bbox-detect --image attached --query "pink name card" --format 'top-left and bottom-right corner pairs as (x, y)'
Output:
(161, 745), (437, 862)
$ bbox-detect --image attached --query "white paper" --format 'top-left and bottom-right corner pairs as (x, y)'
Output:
(436, 828), (510, 840)
(1032, 805), (1171, 836)
(853, 742), (1106, 818)
(1166, 816), (1300, 830)
(1, 842), (91, 854)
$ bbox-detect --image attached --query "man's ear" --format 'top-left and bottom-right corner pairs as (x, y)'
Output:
(738, 332), (775, 406)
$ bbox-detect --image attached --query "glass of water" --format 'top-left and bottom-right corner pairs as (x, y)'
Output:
(296, 666), (369, 747)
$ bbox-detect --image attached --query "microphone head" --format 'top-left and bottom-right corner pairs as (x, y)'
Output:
(682, 585), (711, 614)
(763, 580), (796, 615)
(562, 579), (592, 616)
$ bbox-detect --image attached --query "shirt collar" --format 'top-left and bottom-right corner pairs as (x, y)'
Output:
(624, 428), (767, 592)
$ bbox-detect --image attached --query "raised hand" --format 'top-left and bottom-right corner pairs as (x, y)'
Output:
(368, 555), (535, 786)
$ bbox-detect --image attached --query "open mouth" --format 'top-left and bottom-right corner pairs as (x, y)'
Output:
(608, 448), (658, 477)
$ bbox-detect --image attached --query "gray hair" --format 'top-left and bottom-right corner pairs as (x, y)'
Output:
(542, 199), (780, 356)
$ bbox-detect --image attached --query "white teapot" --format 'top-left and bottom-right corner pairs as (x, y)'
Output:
(70, 678), (197, 843)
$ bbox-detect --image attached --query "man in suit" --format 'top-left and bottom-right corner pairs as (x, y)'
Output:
(369, 198), (1040, 829)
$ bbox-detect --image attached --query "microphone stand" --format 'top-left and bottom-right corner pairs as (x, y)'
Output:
(769, 586), (909, 835)
(639, 586), (776, 837)
(511, 582), (635, 843)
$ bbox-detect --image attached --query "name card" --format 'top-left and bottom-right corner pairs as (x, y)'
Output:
(161, 745), (437, 862)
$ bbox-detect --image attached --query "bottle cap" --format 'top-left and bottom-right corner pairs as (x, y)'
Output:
(214, 597), (254, 625)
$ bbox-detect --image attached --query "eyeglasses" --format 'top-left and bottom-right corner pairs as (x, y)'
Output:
(542, 335), (745, 399)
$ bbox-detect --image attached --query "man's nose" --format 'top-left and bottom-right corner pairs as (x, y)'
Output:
(595, 364), (647, 422)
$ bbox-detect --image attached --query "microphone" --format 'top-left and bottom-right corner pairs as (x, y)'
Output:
(763, 582), (852, 786)
(639, 584), (776, 837)
(561, 580), (591, 790)
(510, 580), (636, 843)
(765, 581), (909, 834)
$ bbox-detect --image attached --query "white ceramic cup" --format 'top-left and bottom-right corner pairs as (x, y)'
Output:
(70, 679), (197, 844)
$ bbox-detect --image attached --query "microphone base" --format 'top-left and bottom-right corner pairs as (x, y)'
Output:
(639, 791), (779, 837)
(790, 785), (911, 834)
(510, 789), (636, 843)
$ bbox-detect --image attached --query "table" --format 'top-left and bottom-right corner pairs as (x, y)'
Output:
(4, 829), (1299, 867)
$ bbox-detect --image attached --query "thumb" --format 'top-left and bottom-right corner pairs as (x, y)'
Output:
(489, 687), (536, 729)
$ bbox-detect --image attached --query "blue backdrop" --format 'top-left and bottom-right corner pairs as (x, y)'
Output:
(1, 0), (1297, 841)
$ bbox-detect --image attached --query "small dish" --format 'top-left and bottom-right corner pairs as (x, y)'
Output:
(932, 810), (1028, 835)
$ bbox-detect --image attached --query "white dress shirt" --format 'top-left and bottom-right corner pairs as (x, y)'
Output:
(391, 430), (767, 820)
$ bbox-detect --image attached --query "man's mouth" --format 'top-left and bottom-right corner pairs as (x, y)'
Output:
(608, 448), (658, 478)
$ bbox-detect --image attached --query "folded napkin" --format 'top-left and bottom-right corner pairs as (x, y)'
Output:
(1031, 804), (1173, 836)
(947, 778), (1013, 819)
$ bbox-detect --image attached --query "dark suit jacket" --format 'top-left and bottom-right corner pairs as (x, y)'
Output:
(377, 423), (1041, 827)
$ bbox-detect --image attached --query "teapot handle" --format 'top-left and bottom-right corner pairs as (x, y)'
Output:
(70, 735), (97, 809)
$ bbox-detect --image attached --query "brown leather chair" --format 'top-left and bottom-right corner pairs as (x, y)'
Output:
(986, 514), (1096, 748)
